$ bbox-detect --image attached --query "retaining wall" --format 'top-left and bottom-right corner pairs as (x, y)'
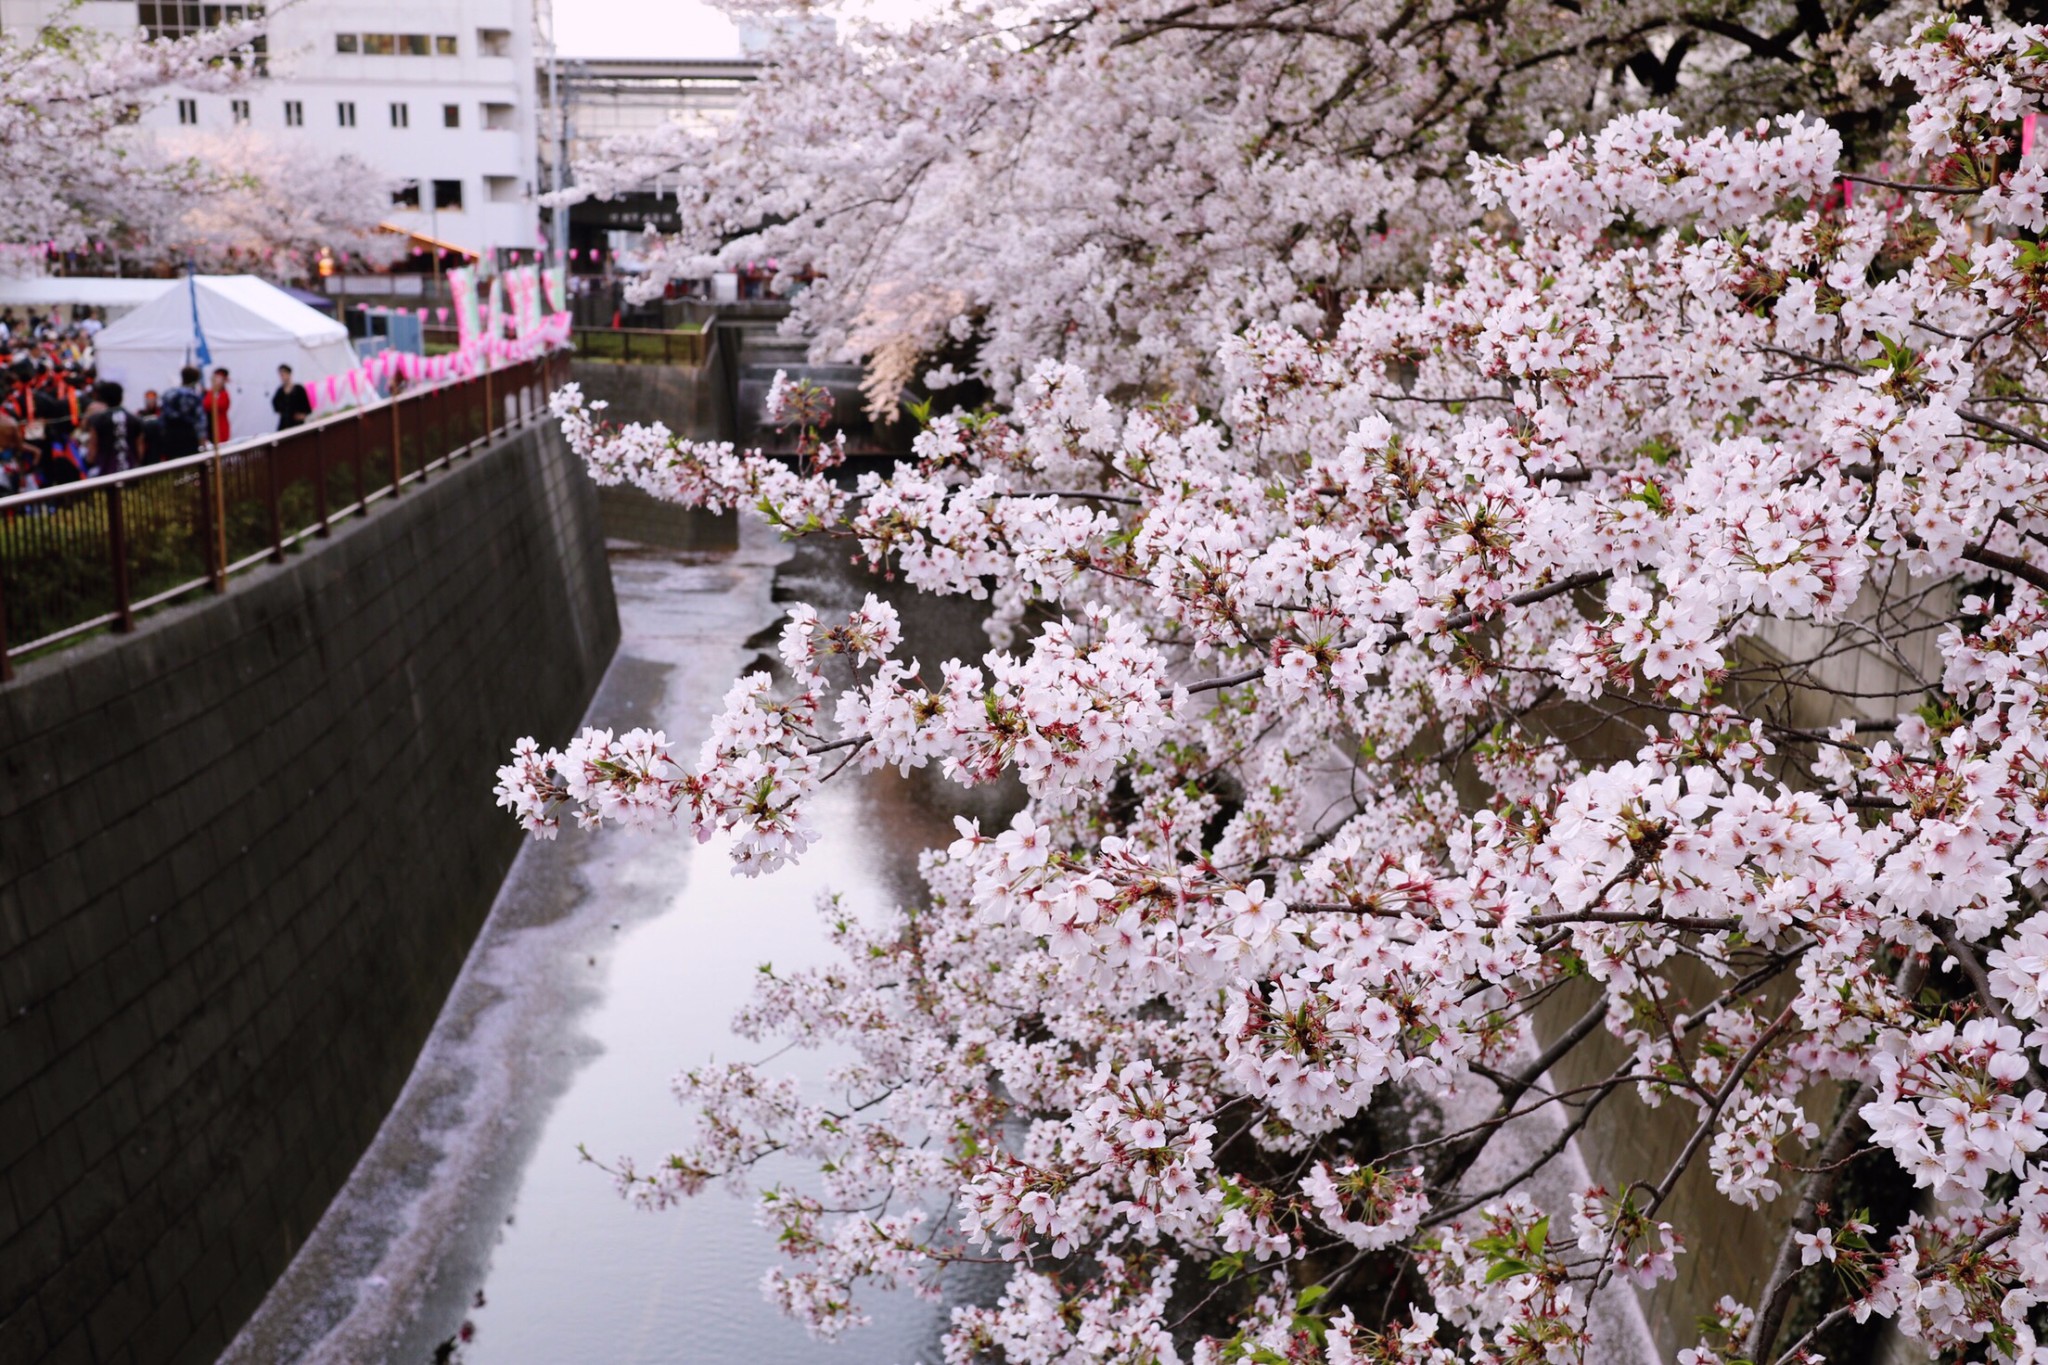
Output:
(0, 421), (618, 1365)
(570, 355), (740, 554)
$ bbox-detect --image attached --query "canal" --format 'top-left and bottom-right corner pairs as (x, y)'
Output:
(223, 519), (965, 1364)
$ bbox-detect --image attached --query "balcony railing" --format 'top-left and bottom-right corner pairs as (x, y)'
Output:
(426, 323), (710, 367)
(0, 352), (570, 679)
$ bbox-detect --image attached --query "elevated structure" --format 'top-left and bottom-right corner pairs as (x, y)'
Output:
(536, 57), (760, 247)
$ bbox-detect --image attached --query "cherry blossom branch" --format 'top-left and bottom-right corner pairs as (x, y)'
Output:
(1768, 1220), (2020, 1365)
(1743, 1080), (1876, 1363)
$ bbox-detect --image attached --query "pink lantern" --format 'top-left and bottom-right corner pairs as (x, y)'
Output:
(2027, 114), (2038, 158)
(416, 307), (428, 320)
(436, 306), (448, 322)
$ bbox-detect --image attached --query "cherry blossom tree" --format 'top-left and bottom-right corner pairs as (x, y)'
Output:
(0, 2), (263, 259)
(139, 129), (403, 276)
(573, 0), (1941, 415)
(507, 13), (2048, 1365)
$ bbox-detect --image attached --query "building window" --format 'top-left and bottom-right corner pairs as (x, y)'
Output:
(435, 34), (457, 54)
(390, 102), (409, 129)
(230, 98), (250, 124)
(176, 97), (198, 125)
(482, 102), (515, 131)
(477, 27), (510, 56)
(398, 33), (429, 55)
(335, 32), (357, 52)
(485, 175), (520, 203)
(283, 99), (302, 126)
(442, 103), (460, 128)
(433, 179), (464, 211)
(141, 3), (267, 68)
(337, 100), (356, 127)
(362, 33), (394, 54)
(392, 181), (421, 209)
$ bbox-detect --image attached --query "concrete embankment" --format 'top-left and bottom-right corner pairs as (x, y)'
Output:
(0, 420), (617, 1365)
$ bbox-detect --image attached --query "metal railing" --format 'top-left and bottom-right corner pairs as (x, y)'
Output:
(571, 325), (710, 366)
(424, 324), (711, 368)
(0, 352), (570, 679)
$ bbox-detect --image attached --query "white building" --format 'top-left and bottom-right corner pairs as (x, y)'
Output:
(0, 0), (542, 261)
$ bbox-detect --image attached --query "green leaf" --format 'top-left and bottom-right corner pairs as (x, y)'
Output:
(1297, 1284), (1330, 1309)
(1484, 1258), (1533, 1283)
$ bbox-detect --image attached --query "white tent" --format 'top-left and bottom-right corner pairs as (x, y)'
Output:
(0, 277), (176, 323)
(92, 275), (358, 442)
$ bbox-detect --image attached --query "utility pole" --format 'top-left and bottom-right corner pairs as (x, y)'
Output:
(539, 0), (568, 266)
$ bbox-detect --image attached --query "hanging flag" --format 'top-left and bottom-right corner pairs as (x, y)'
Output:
(186, 269), (213, 368)
(448, 266), (482, 347)
(487, 275), (507, 345)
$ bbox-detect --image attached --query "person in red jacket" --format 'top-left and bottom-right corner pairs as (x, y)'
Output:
(202, 367), (231, 444)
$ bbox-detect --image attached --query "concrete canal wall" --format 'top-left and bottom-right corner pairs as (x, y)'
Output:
(0, 421), (618, 1365)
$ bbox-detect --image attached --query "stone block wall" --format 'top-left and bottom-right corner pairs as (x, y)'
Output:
(0, 422), (618, 1365)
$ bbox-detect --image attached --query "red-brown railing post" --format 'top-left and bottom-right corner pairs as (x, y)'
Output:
(389, 394), (404, 493)
(313, 427), (331, 536)
(484, 364), (494, 440)
(108, 482), (133, 632)
(199, 458), (225, 592)
(413, 392), (430, 482)
(265, 443), (285, 563)
(210, 442), (228, 585)
(1, 563), (14, 682)
(352, 410), (369, 513)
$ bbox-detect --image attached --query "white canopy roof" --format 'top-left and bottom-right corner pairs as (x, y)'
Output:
(95, 274), (347, 351)
(93, 276), (358, 440)
(0, 277), (177, 320)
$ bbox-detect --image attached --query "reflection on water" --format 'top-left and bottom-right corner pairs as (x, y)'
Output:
(449, 769), (957, 1364)
(222, 521), (966, 1365)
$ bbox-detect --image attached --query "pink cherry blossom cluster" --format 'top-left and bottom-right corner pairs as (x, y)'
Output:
(513, 14), (2048, 1363)
(0, 11), (386, 268)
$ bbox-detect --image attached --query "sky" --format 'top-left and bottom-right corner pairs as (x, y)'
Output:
(555, 0), (742, 59)
(553, 0), (944, 59)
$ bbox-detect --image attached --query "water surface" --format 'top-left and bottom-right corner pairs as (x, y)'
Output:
(225, 521), (957, 1364)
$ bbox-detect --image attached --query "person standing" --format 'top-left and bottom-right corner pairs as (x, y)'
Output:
(136, 390), (164, 465)
(202, 367), (232, 444)
(160, 366), (204, 459)
(0, 411), (27, 494)
(85, 381), (137, 475)
(271, 364), (312, 431)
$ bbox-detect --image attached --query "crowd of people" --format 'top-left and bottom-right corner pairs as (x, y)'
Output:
(0, 306), (315, 497)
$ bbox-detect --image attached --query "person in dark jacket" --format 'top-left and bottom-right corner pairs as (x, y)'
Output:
(271, 364), (312, 431)
(159, 366), (204, 459)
